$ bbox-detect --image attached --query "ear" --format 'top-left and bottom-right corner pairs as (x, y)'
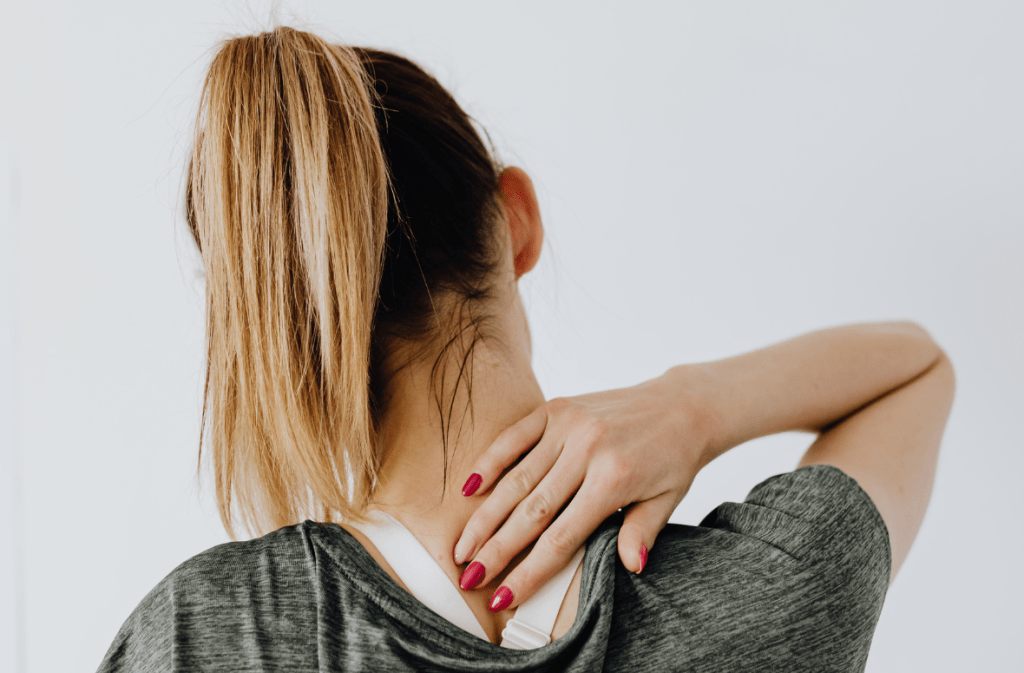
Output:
(498, 166), (544, 278)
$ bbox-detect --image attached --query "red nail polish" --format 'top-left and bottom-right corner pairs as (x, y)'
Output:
(459, 561), (486, 590)
(638, 543), (648, 574)
(462, 473), (482, 497)
(490, 586), (513, 611)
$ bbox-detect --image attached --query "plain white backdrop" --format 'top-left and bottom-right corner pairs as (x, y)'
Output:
(1, 1), (1021, 671)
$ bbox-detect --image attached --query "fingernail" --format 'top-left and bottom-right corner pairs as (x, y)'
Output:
(462, 473), (482, 497)
(490, 586), (514, 611)
(459, 561), (486, 590)
(638, 543), (648, 574)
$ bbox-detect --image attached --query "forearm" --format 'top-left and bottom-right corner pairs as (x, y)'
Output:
(664, 321), (943, 468)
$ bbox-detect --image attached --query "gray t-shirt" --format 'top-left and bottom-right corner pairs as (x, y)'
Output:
(97, 465), (891, 672)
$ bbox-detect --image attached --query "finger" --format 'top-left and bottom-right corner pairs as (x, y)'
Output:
(458, 447), (585, 588)
(454, 431), (567, 564)
(460, 404), (548, 499)
(616, 492), (677, 574)
(482, 473), (625, 611)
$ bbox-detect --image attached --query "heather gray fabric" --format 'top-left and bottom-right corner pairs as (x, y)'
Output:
(97, 465), (891, 672)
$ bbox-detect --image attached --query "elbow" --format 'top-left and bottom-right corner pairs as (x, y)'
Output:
(933, 348), (957, 402)
(909, 323), (955, 393)
(886, 320), (949, 370)
(888, 320), (936, 344)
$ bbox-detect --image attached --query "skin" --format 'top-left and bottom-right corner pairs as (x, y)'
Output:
(339, 166), (555, 643)
(341, 166), (955, 645)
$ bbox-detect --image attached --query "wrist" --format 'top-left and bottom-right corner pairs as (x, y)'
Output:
(655, 363), (724, 472)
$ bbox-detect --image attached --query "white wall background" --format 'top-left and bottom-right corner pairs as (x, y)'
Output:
(1, 145), (22, 673)
(1, 1), (1021, 671)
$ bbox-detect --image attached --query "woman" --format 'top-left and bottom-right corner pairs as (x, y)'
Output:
(98, 26), (954, 672)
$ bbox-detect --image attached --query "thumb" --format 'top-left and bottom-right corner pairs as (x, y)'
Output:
(617, 492), (677, 574)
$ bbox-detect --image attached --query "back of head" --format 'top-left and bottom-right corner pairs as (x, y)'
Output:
(185, 27), (504, 538)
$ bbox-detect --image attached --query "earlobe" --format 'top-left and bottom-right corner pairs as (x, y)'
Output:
(498, 167), (544, 278)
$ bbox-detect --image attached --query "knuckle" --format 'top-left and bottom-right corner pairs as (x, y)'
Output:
(522, 492), (553, 525)
(508, 469), (534, 498)
(481, 537), (510, 563)
(501, 420), (530, 447)
(594, 460), (630, 492)
(568, 407), (590, 427)
(572, 419), (608, 459)
(547, 397), (572, 415)
(584, 417), (610, 442)
(542, 526), (578, 557)
(604, 453), (632, 477)
(506, 425), (529, 447)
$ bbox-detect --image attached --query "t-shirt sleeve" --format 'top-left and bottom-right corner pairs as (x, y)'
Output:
(95, 528), (319, 673)
(694, 465), (892, 671)
(700, 464), (892, 573)
(96, 576), (176, 673)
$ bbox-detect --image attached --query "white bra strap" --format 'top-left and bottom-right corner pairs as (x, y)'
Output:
(499, 544), (586, 649)
(349, 509), (586, 650)
(348, 510), (490, 641)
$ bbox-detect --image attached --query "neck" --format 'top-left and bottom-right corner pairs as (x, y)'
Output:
(367, 331), (545, 561)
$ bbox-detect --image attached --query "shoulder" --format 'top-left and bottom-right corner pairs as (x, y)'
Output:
(605, 467), (892, 669)
(700, 464), (892, 571)
(169, 522), (316, 593)
(97, 524), (320, 673)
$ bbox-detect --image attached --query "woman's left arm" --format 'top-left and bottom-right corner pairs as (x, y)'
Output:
(454, 321), (944, 610)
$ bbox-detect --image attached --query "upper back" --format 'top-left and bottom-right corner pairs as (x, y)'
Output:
(97, 465), (889, 673)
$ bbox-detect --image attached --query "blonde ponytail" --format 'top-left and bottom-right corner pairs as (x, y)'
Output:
(187, 27), (389, 538)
